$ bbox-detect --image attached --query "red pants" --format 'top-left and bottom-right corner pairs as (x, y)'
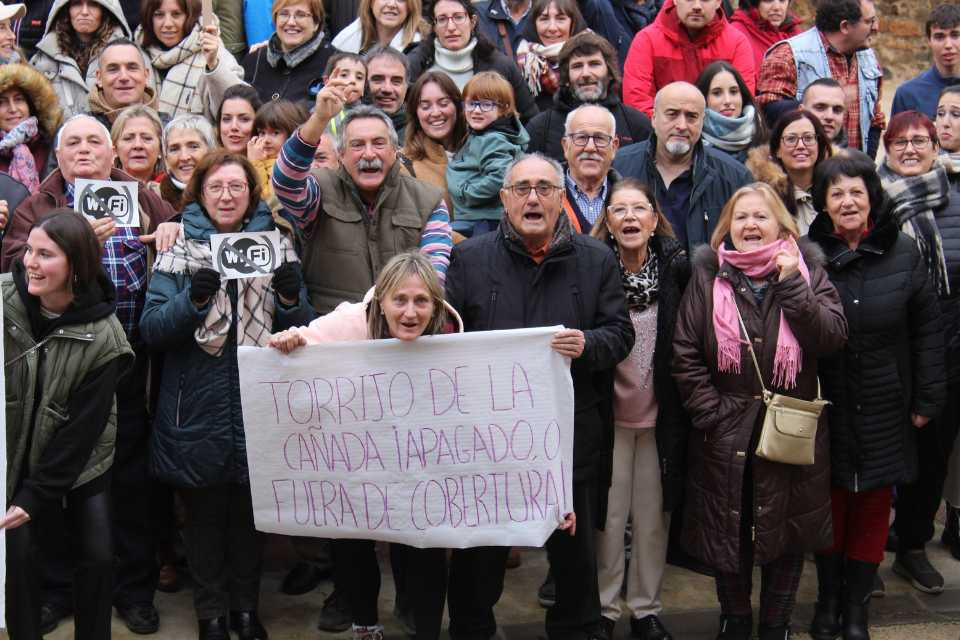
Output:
(828, 486), (892, 563)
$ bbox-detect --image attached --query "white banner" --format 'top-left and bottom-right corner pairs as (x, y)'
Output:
(238, 326), (574, 548)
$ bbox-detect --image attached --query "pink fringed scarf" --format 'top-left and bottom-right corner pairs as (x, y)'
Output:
(714, 238), (810, 389)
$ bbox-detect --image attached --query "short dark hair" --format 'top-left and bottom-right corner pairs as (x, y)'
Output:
(139, 0), (201, 49)
(521, 0), (587, 44)
(815, 0), (866, 33)
(812, 151), (886, 216)
(771, 109), (833, 216)
(183, 151), (263, 221)
(927, 3), (960, 39)
(805, 77), (843, 93)
(364, 45), (409, 76)
(558, 31), (621, 96)
(324, 52), (366, 79)
(29, 209), (104, 293)
(941, 84), (960, 101)
(254, 100), (309, 137)
(100, 37), (147, 61)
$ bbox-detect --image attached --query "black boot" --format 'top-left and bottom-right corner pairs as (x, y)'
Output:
(942, 503), (960, 561)
(715, 614), (752, 640)
(843, 559), (877, 640)
(810, 553), (843, 640)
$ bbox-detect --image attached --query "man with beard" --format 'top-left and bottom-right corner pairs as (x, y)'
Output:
(561, 105), (620, 233)
(612, 82), (751, 252)
(526, 31), (650, 164)
(364, 46), (410, 140)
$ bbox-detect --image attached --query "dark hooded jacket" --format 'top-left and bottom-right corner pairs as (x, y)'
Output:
(525, 86), (652, 164)
(242, 31), (337, 108)
(672, 239), (847, 572)
(808, 201), (946, 492)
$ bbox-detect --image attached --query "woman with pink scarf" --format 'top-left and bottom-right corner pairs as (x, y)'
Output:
(672, 182), (847, 640)
(0, 63), (62, 193)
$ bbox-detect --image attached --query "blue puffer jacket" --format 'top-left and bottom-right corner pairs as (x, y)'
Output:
(141, 201), (315, 488)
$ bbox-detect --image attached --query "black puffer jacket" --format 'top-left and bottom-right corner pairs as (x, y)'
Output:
(525, 86), (652, 164)
(445, 219), (634, 526)
(242, 33), (337, 107)
(406, 37), (539, 123)
(808, 202), (946, 492)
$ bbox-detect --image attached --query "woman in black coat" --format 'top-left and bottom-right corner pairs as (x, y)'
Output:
(405, 0), (538, 123)
(807, 153), (946, 640)
(589, 178), (690, 640)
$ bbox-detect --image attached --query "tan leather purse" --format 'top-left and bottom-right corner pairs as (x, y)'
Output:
(735, 305), (828, 466)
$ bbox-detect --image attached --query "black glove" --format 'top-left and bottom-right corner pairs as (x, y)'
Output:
(190, 267), (221, 304)
(271, 262), (301, 301)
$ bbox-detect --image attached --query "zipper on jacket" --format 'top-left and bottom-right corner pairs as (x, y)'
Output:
(485, 289), (498, 328)
(854, 472), (859, 494)
(175, 375), (184, 428)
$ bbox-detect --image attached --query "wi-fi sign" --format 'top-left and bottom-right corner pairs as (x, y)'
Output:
(74, 179), (140, 227)
(211, 230), (282, 280)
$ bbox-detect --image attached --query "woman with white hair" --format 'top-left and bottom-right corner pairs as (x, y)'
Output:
(160, 113), (216, 209)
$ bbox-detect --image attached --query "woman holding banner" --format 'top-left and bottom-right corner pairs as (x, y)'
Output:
(140, 150), (313, 640)
(2, 209), (134, 639)
(269, 251), (462, 640)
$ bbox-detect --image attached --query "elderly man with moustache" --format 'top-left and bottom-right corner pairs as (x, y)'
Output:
(613, 81), (752, 252)
(561, 104), (622, 233)
(444, 152), (634, 640)
(273, 81), (452, 314)
(1, 113), (176, 635)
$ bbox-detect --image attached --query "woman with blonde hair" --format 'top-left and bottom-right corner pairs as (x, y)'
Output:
(111, 105), (165, 187)
(673, 182), (847, 640)
(269, 251), (462, 640)
(331, 0), (427, 54)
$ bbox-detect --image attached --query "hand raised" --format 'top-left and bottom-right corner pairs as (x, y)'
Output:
(313, 83), (347, 124)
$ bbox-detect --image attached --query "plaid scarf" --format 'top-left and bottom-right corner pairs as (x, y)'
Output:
(500, 208), (574, 258)
(142, 23), (208, 117)
(152, 224), (299, 357)
(614, 243), (658, 312)
(266, 29), (327, 69)
(879, 162), (951, 297)
(0, 116), (40, 193)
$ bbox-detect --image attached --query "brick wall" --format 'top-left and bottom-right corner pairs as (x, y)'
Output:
(784, 0), (937, 81)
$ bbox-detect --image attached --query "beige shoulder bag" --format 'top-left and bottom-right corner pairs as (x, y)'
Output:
(735, 304), (828, 466)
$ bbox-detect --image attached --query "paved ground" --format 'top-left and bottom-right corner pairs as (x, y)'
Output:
(17, 515), (960, 640)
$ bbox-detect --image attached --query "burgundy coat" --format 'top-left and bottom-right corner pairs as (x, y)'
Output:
(672, 240), (847, 572)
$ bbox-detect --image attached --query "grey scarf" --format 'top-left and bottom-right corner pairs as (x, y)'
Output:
(267, 30), (327, 69)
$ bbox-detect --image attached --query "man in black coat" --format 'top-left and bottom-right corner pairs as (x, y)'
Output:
(444, 153), (634, 640)
(526, 31), (651, 164)
(612, 82), (752, 253)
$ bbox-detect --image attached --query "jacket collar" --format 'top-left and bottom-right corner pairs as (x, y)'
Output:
(656, 0), (728, 45)
(807, 199), (899, 267)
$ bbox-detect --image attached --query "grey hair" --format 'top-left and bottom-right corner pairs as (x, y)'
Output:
(564, 104), (616, 136)
(335, 105), (399, 153)
(363, 45), (410, 77)
(504, 152), (564, 187)
(55, 114), (112, 151)
(163, 114), (217, 154)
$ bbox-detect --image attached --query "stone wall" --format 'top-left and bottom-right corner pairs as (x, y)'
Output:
(785, 0), (939, 80)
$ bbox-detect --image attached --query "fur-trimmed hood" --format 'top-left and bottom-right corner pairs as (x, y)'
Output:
(0, 64), (63, 138)
(745, 144), (788, 197)
(691, 237), (827, 276)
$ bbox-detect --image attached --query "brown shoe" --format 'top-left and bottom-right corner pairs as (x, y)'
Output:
(505, 547), (523, 569)
(157, 563), (181, 593)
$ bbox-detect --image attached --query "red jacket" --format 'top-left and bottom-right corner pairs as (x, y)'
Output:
(622, 0), (756, 116)
(729, 8), (802, 83)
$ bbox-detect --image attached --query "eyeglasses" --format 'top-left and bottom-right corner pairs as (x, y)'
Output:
(503, 183), (563, 198)
(435, 13), (469, 27)
(565, 132), (614, 149)
(608, 204), (652, 218)
(891, 135), (932, 151)
(781, 133), (817, 148)
(465, 99), (502, 113)
(276, 9), (314, 23)
(205, 182), (248, 198)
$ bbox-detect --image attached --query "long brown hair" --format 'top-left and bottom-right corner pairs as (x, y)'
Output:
(139, 0), (202, 49)
(403, 71), (467, 159)
(359, 0), (425, 52)
(29, 209), (105, 294)
(53, 3), (120, 76)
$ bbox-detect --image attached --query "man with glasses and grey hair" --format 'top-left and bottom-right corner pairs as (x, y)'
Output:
(561, 104), (621, 233)
(444, 152), (634, 640)
(272, 81), (452, 315)
(613, 82), (752, 252)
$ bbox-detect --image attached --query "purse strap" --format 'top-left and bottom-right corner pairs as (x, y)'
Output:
(732, 298), (823, 401)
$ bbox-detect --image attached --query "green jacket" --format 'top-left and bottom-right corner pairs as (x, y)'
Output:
(214, 0), (247, 61)
(4, 271), (133, 512)
(301, 162), (444, 313)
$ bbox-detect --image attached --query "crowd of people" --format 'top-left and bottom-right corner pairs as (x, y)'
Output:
(0, 0), (958, 640)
